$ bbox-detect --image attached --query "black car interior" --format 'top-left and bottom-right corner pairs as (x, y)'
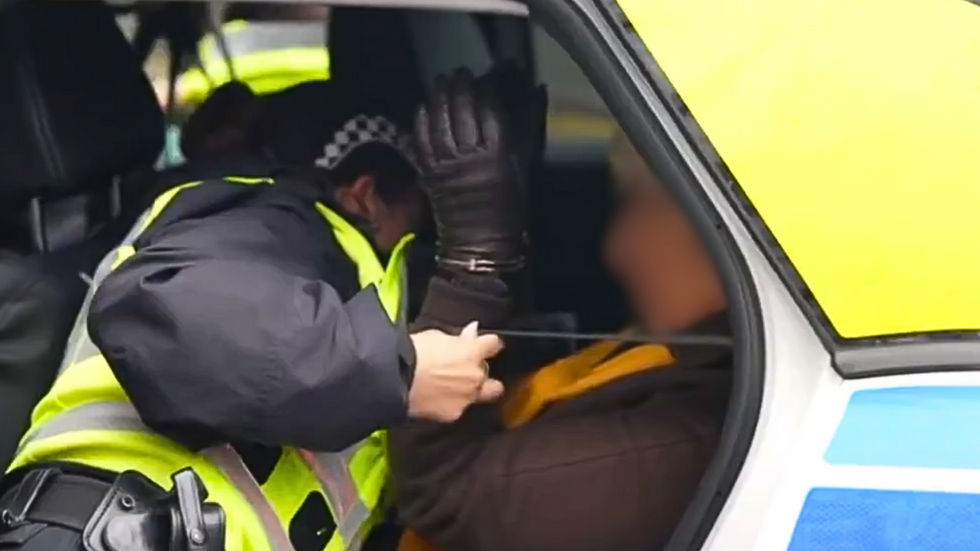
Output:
(0, 1), (165, 468)
(0, 0), (630, 471)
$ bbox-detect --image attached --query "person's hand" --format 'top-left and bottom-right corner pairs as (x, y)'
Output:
(476, 61), (548, 184)
(414, 67), (541, 274)
(407, 322), (505, 422)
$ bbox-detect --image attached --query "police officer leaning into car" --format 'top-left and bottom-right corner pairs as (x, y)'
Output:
(0, 67), (536, 551)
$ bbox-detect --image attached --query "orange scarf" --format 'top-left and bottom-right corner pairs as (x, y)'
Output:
(397, 341), (675, 551)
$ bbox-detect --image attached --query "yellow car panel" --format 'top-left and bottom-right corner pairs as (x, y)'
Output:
(617, 0), (980, 339)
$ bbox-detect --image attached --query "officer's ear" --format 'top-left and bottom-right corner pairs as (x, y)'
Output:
(335, 175), (384, 221)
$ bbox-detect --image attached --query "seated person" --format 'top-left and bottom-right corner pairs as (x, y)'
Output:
(389, 73), (732, 551)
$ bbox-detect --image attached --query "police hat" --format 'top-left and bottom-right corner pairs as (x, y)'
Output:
(258, 79), (417, 173)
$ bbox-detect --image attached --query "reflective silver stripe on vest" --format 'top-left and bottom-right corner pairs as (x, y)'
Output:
(199, 21), (326, 67)
(18, 401), (148, 453)
(18, 400), (373, 551)
(16, 402), (293, 551)
(202, 445), (296, 551)
(58, 209), (152, 375)
(301, 450), (372, 544)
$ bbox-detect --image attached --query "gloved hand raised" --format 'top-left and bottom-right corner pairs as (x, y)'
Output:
(414, 67), (546, 274)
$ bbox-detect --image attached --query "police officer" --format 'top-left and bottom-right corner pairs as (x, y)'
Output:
(157, 3), (330, 168)
(0, 71), (523, 551)
(176, 3), (331, 109)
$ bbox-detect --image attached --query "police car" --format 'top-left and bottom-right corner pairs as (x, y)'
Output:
(0, 0), (978, 550)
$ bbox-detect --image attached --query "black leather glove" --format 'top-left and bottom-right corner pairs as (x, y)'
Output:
(414, 67), (547, 274)
(476, 61), (548, 188)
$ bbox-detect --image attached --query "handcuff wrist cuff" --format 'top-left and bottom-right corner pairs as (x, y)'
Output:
(435, 255), (526, 274)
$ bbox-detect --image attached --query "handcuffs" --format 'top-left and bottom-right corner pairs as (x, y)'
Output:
(84, 468), (225, 551)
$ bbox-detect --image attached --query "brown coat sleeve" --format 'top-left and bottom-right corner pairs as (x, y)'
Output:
(388, 375), (723, 551)
(391, 275), (726, 551)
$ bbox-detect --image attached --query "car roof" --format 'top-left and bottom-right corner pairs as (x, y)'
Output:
(617, 0), (980, 340)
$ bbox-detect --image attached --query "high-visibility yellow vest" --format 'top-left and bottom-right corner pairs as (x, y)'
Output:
(9, 176), (413, 551)
(177, 20), (330, 106)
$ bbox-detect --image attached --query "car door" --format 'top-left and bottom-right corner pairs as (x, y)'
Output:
(556, 0), (980, 549)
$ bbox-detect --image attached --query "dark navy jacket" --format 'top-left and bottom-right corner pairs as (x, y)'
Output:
(88, 159), (417, 453)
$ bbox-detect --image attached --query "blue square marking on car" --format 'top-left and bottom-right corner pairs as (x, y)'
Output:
(787, 487), (980, 551)
(825, 386), (980, 469)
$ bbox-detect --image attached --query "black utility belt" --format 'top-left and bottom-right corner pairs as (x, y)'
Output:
(0, 464), (225, 551)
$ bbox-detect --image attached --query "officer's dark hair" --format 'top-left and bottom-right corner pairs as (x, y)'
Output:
(327, 142), (419, 206)
(181, 81), (263, 161)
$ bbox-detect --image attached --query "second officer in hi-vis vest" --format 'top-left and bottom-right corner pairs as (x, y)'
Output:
(0, 73), (527, 551)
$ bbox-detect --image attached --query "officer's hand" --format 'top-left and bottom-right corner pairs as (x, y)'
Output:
(408, 322), (505, 422)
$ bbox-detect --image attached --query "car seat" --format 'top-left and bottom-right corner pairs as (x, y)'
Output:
(0, 0), (164, 468)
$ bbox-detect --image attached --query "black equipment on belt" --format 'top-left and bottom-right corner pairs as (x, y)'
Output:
(0, 466), (225, 551)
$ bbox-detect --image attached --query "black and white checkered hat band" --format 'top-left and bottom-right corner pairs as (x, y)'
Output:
(313, 114), (418, 172)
